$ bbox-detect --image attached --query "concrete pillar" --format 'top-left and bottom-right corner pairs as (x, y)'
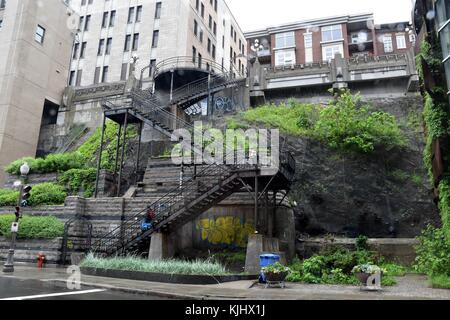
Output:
(274, 208), (296, 261)
(244, 234), (264, 274)
(148, 232), (170, 261)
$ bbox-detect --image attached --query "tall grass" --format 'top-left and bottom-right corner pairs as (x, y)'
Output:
(81, 253), (229, 276)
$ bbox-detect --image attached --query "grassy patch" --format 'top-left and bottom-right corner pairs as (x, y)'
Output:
(81, 254), (230, 276)
(237, 91), (405, 154)
(0, 215), (64, 239)
(429, 275), (450, 289)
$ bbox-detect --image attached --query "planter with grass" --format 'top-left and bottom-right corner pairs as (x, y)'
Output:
(80, 254), (257, 284)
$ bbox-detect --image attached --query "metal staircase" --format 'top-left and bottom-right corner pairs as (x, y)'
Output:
(92, 152), (295, 256)
(91, 58), (295, 257)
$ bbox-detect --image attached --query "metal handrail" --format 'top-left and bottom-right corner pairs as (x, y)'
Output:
(92, 146), (295, 255)
(153, 56), (247, 79)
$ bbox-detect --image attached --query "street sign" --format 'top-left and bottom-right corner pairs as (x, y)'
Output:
(11, 222), (19, 233)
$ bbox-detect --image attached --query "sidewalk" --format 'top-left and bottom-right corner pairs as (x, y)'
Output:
(2, 265), (450, 300)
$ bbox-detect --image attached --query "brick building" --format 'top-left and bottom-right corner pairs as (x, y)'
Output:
(244, 13), (419, 105)
(245, 13), (415, 68)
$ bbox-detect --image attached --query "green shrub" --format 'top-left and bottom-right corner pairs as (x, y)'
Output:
(314, 91), (406, 153)
(237, 91), (405, 154)
(355, 235), (369, 251)
(414, 225), (450, 277)
(58, 168), (97, 198)
(0, 189), (19, 207)
(285, 247), (404, 286)
(28, 183), (67, 206)
(81, 254), (229, 276)
(241, 99), (319, 136)
(429, 275), (450, 289)
(5, 153), (85, 175)
(0, 215), (64, 239)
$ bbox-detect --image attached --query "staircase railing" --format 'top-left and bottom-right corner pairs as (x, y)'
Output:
(91, 160), (239, 255)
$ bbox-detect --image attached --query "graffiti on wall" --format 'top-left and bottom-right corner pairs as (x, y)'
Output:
(214, 95), (241, 114)
(196, 216), (255, 248)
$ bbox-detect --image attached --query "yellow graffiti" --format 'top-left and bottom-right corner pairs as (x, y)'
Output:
(197, 216), (255, 247)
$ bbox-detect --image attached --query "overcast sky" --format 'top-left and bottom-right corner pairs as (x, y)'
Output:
(226, 0), (415, 32)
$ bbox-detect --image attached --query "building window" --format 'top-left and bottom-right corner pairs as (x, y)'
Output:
(69, 71), (76, 86)
(155, 2), (162, 19)
(383, 35), (393, 53)
(321, 25), (343, 42)
(76, 69), (82, 86)
(136, 6), (142, 23)
(152, 30), (159, 48)
(35, 25), (45, 44)
(132, 33), (139, 51)
(304, 33), (312, 48)
(212, 44), (216, 59)
(109, 11), (116, 27)
(102, 66), (109, 83)
(0, 0), (6, 9)
(128, 7), (135, 24)
(207, 38), (211, 53)
(102, 12), (108, 28)
(192, 46), (197, 63)
(105, 38), (112, 55)
(201, 3), (204, 18)
(72, 43), (79, 59)
(396, 33), (406, 49)
(194, 20), (198, 36)
(84, 15), (91, 31)
(304, 33), (313, 63)
(97, 39), (105, 56)
(275, 32), (295, 49)
(275, 49), (296, 66)
(94, 67), (101, 84)
(323, 44), (343, 61)
(120, 63), (128, 81)
(80, 42), (87, 58)
(436, 0), (450, 29)
(124, 35), (131, 51)
(439, 23), (450, 61)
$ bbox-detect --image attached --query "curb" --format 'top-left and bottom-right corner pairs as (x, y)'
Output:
(45, 278), (250, 300)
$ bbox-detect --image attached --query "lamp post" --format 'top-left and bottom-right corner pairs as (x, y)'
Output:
(3, 162), (30, 273)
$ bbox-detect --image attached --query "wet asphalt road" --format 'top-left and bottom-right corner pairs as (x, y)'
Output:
(0, 277), (166, 300)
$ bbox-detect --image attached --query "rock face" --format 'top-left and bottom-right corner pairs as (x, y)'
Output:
(284, 95), (440, 238)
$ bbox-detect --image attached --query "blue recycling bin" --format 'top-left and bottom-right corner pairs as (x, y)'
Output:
(259, 254), (280, 283)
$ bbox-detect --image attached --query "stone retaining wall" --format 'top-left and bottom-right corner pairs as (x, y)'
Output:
(297, 237), (419, 265)
(0, 237), (63, 265)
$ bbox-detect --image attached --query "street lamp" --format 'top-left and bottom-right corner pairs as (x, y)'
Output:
(3, 163), (30, 273)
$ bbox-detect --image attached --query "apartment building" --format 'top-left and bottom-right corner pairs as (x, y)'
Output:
(0, 0), (75, 184)
(245, 13), (415, 68)
(67, 0), (247, 87)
